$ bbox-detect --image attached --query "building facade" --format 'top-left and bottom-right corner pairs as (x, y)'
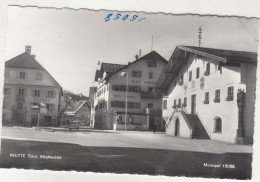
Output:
(94, 51), (168, 130)
(154, 46), (257, 144)
(2, 46), (63, 127)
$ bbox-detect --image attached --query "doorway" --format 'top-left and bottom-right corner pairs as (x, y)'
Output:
(175, 118), (180, 136)
(191, 94), (196, 114)
(149, 117), (155, 129)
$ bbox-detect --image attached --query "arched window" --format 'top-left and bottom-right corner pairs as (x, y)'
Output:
(214, 117), (222, 133)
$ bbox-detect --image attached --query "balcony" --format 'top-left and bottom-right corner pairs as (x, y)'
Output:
(140, 91), (161, 99)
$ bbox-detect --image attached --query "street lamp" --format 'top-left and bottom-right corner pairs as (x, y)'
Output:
(236, 89), (246, 144)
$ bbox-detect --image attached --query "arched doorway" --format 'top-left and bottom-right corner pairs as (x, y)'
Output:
(214, 117), (222, 133)
(175, 118), (180, 136)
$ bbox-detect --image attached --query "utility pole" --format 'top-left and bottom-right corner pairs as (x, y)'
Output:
(198, 26), (202, 47)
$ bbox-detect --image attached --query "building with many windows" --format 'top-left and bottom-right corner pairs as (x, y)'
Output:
(94, 51), (168, 130)
(2, 46), (63, 127)
(154, 45), (257, 144)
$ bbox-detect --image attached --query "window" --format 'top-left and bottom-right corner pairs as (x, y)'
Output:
(178, 75), (183, 85)
(19, 72), (26, 79)
(46, 104), (55, 111)
(163, 100), (167, 109)
(148, 87), (153, 92)
(218, 64), (222, 74)
(189, 71), (192, 81)
(205, 63), (210, 76)
(132, 71), (142, 78)
(226, 86), (234, 101)
(214, 89), (220, 103)
(196, 67), (200, 79)
(214, 117), (222, 133)
(147, 61), (157, 68)
(111, 101), (140, 109)
(48, 91), (55, 98)
(129, 86), (140, 92)
(18, 89), (25, 96)
(149, 72), (154, 79)
(17, 102), (23, 109)
(112, 84), (120, 91)
(148, 103), (153, 109)
(4, 69), (9, 78)
(183, 97), (187, 107)
(112, 84), (140, 93)
(204, 92), (209, 104)
(4, 88), (11, 95)
(173, 99), (177, 108)
(177, 98), (181, 108)
(34, 90), (41, 97)
(36, 72), (42, 80)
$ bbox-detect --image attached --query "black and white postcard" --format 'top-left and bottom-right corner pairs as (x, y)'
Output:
(0, 1), (259, 181)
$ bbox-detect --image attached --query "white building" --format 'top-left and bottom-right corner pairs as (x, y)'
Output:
(154, 46), (257, 144)
(2, 46), (63, 127)
(94, 51), (168, 130)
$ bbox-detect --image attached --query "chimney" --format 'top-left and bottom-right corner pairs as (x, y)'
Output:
(25, 46), (31, 55)
(80, 93), (82, 98)
(135, 55), (138, 60)
(31, 55), (36, 59)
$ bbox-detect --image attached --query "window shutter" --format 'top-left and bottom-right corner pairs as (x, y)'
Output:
(16, 72), (19, 78)
(31, 89), (35, 96)
(16, 88), (19, 95)
(53, 91), (56, 98)
(44, 90), (48, 97)
(25, 72), (28, 79)
(40, 90), (44, 97)
(24, 89), (27, 96)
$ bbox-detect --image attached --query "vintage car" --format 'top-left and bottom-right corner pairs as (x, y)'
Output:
(68, 120), (79, 130)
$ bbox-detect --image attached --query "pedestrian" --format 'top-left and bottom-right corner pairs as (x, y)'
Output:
(153, 124), (157, 134)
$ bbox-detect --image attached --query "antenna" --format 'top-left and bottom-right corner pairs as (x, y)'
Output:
(151, 35), (153, 51)
(139, 49), (142, 57)
(198, 26), (202, 47)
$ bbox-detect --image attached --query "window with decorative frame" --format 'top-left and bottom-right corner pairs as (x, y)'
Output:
(214, 89), (220, 103)
(226, 86), (234, 101)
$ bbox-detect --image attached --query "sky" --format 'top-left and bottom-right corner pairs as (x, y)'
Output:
(5, 6), (259, 96)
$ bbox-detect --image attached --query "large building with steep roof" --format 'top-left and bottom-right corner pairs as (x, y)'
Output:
(154, 45), (257, 144)
(2, 46), (63, 126)
(93, 51), (168, 130)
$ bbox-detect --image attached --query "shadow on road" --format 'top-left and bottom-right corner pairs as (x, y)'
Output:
(0, 139), (252, 180)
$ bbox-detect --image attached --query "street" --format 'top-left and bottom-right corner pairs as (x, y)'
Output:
(1, 126), (252, 154)
(0, 126), (253, 179)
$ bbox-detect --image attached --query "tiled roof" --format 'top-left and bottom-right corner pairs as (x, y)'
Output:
(5, 52), (45, 70)
(104, 51), (168, 80)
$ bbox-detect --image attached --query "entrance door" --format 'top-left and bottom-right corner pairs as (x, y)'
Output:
(175, 118), (180, 136)
(149, 117), (155, 129)
(191, 94), (196, 114)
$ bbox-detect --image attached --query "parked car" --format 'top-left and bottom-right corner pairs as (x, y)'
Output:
(68, 120), (79, 130)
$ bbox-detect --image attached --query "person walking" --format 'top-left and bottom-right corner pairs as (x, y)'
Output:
(153, 124), (157, 134)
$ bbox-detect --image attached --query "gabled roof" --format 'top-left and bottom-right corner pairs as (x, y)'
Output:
(104, 51), (168, 81)
(179, 46), (257, 63)
(5, 52), (45, 70)
(5, 52), (63, 92)
(65, 100), (91, 114)
(154, 45), (258, 93)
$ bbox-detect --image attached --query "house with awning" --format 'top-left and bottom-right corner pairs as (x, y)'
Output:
(153, 45), (257, 144)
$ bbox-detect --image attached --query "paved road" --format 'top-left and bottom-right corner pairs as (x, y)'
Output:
(1, 126), (252, 154)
